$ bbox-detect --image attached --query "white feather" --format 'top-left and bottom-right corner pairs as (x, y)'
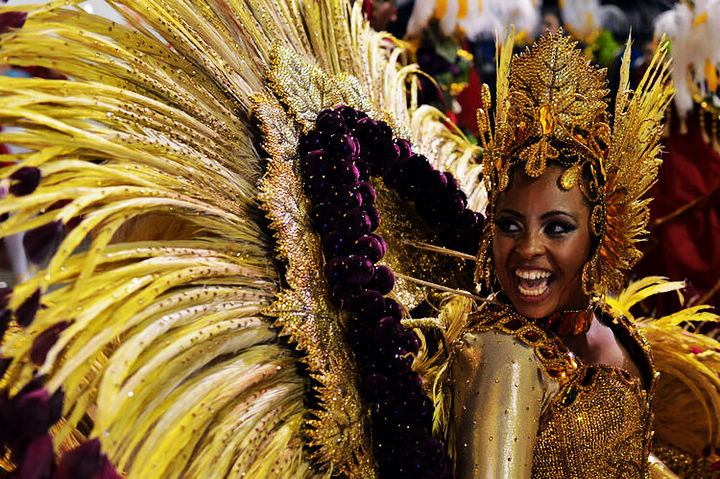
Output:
(654, 0), (720, 118)
(406, 0), (440, 37)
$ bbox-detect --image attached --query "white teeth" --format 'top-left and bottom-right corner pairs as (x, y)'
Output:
(518, 282), (549, 296)
(515, 269), (551, 280)
(515, 269), (551, 296)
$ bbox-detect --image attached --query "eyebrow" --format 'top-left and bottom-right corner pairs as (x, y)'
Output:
(497, 208), (577, 221)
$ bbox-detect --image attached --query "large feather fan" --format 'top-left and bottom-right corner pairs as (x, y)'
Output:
(0, 0), (482, 477)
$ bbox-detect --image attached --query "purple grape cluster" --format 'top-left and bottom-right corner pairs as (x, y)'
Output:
(301, 105), (483, 477)
(383, 153), (483, 254)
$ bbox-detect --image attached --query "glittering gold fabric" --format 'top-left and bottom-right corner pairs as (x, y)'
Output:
(451, 303), (657, 478)
(533, 368), (654, 478)
(651, 444), (713, 478)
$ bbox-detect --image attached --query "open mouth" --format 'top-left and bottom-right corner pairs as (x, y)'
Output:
(514, 269), (552, 298)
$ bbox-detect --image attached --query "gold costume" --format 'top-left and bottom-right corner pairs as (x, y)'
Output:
(451, 303), (656, 477)
(451, 29), (670, 477)
(0, 1), (719, 477)
(431, 31), (712, 479)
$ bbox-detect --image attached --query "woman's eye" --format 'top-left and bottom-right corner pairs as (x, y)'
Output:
(495, 218), (521, 234)
(545, 221), (577, 236)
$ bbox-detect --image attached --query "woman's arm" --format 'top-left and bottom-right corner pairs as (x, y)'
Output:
(648, 453), (679, 478)
(451, 329), (555, 478)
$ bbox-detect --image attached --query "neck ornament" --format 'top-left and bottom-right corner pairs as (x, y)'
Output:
(539, 303), (596, 335)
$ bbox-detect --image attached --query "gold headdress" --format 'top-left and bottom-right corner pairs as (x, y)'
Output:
(474, 30), (674, 296)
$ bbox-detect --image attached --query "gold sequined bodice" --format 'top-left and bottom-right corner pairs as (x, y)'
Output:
(451, 304), (657, 478)
(533, 364), (653, 477)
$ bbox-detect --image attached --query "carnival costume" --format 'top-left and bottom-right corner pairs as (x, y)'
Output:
(0, 1), (719, 478)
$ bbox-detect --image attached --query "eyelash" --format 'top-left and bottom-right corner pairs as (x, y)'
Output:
(495, 218), (521, 234)
(494, 219), (577, 237)
(545, 220), (577, 236)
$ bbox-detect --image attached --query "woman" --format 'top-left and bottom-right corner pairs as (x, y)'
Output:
(451, 162), (658, 477)
(446, 32), (677, 477)
(0, 1), (708, 476)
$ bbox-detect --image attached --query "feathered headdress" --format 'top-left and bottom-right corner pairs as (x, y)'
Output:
(474, 30), (674, 297)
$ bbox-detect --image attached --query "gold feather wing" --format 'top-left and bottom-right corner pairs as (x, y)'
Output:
(607, 277), (720, 474)
(0, 2), (311, 476)
(0, 0), (484, 477)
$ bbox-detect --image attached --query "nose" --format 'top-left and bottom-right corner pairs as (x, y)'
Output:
(515, 230), (545, 259)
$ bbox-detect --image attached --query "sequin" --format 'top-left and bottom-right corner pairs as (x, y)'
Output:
(450, 302), (656, 477)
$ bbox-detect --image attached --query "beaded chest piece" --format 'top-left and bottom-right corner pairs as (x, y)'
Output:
(467, 304), (657, 477)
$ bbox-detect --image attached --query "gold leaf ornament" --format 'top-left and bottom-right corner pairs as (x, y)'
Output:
(559, 163), (581, 190)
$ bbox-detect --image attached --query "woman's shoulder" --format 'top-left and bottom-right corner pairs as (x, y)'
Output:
(596, 302), (655, 387)
(463, 305), (581, 384)
(599, 303), (653, 358)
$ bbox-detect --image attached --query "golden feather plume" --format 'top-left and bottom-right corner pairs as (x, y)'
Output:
(0, 0), (483, 476)
(607, 277), (720, 459)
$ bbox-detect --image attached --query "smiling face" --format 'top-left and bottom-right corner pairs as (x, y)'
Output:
(492, 164), (592, 319)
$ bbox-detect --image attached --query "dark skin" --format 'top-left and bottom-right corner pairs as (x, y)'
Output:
(492, 165), (644, 387)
